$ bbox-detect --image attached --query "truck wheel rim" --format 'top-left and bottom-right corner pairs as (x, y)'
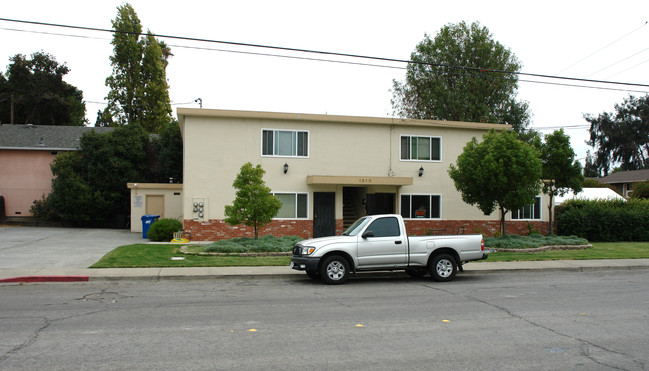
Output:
(327, 261), (345, 280)
(436, 259), (453, 277)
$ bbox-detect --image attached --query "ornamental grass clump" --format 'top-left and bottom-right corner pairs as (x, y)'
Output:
(485, 234), (588, 249)
(204, 235), (302, 254)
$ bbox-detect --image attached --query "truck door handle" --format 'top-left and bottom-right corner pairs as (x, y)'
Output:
(395, 240), (402, 244)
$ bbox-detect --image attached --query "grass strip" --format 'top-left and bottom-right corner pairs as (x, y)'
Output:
(91, 242), (649, 268)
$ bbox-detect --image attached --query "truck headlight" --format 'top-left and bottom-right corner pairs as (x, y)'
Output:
(301, 246), (315, 255)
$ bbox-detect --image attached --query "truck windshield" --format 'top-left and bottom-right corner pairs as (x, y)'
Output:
(341, 217), (371, 236)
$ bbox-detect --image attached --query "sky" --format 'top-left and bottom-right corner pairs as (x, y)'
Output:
(2, 0), (649, 165)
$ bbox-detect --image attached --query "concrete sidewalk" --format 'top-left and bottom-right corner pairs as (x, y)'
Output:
(2, 259), (649, 283)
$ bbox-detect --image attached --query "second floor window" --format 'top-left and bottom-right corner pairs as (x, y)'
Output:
(400, 135), (441, 161)
(262, 129), (308, 157)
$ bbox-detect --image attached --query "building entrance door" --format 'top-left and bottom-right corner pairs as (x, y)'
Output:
(313, 192), (336, 237)
(146, 195), (165, 218)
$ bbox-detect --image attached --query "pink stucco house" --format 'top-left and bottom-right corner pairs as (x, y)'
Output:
(0, 124), (112, 218)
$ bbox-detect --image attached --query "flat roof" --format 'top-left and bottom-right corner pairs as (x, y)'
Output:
(177, 108), (511, 131)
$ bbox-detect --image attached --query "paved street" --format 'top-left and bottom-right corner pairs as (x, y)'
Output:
(1, 270), (648, 370)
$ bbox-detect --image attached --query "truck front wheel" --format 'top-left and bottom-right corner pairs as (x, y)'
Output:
(319, 255), (350, 285)
(429, 254), (457, 282)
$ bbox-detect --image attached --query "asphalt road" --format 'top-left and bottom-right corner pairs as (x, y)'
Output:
(1, 270), (648, 370)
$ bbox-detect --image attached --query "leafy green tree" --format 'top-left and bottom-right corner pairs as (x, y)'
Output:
(448, 129), (542, 235)
(629, 182), (649, 199)
(225, 163), (282, 239)
(104, 3), (172, 132)
(140, 32), (172, 133)
(583, 150), (601, 178)
(155, 120), (183, 183)
(0, 52), (86, 126)
(33, 125), (149, 227)
(585, 94), (649, 175)
(145, 120), (183, 183)
(392, 21), (530, 134)
(540, 129), (584, 234)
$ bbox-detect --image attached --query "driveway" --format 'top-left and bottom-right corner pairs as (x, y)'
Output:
(0, 226), (144, 269)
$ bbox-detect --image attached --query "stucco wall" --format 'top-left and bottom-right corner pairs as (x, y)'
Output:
(178, 109), (551, 240)
(127, 183), (183, 233)
(0, 149), (57, 217)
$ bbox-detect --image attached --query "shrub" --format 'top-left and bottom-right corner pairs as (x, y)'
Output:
(205, 235), (302, 253)
(147, 218), (183, 242)
(557, 199), (649, 241)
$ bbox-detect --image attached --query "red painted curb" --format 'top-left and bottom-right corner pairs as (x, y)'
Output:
(0, 276), (90, 283)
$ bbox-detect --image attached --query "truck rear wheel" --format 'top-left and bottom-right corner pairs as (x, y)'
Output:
(319, 255), (350, 285)
(429, 254), (457, 282)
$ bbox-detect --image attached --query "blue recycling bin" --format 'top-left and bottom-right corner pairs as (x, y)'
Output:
(141, 215), (160, 239)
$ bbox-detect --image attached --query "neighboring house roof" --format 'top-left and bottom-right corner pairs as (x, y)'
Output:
(555, 187), (626, 205)
(599, 169), (649, 184)
(0, 124), (113, 151)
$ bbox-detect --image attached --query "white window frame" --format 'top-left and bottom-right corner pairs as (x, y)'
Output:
(261, 129), (309, 158)
(511, 196), (542, 220)
(399, 135), (442, 162)
(272, 192), (309, 219)
(400, 194), (442, 220)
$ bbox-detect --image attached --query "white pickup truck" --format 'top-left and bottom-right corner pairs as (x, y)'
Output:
(290, 214), (487, 284)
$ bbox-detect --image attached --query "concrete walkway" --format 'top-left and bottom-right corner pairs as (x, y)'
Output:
(1, 225), (649, 282)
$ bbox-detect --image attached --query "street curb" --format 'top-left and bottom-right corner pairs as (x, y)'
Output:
(0, 275), (89, 283)
(2, 260), (649, 283)
(87, 264), (649, 282)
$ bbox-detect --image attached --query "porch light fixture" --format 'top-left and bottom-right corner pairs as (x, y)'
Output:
(284, 163), (289, 174)
(418, 166), (424, 177)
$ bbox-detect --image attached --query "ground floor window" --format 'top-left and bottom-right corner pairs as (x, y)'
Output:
(511, 196), (542, 220)
(273, 193), (308, 218)
(400, 194), (441, 219)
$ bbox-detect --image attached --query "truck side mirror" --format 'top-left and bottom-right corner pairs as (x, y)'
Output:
(362, 230), (374, 239)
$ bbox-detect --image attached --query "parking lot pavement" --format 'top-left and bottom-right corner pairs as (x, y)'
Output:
(0, 226), (143, 269)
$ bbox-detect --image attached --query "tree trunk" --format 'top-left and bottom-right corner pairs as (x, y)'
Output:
(500, 206), (507, 236)
(548, 193), (555, 235)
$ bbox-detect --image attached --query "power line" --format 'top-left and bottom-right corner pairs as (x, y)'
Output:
(2, 17), (649, 90)
(3, 23), (648, 96)
(558, 20), (648, 74)
(585, 46), (649, 78)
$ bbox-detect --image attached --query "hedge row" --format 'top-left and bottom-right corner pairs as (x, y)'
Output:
(556, 199), (649, 241)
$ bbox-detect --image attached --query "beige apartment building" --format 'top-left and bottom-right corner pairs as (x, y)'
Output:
(177, 108), (549, 241)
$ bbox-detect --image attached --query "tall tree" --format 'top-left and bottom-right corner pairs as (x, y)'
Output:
(392, 21), (530, 134)
(540, 129), (584, 234)
(585, 94), (649, 176)
(0, 52), (86, 126)
(104, 3), (172, 132)
(140, 32), (172, 133)
(448, 129), (542, 235)
(224, 163), (282, 239)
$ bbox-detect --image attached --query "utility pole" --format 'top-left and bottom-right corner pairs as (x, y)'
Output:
(10, 94), (15, 125)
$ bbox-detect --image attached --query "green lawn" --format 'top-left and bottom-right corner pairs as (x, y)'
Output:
(90, 244), (290, 268)
(90, 242), (649, 268)
(484, 242), (649, 262)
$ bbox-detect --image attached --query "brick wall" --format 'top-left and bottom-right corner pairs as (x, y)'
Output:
(184, 218), (549, 241)
(403, 219), (549, 237)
